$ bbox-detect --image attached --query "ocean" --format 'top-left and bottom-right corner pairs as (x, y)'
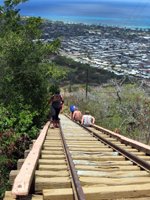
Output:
(16, 1), (150, 29)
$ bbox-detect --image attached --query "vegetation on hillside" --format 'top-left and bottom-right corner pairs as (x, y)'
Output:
(0, 0), (66, 198)
(53, 55), (123, 85)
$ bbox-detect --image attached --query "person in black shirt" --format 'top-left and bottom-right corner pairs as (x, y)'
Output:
(49, 91), (64, 128)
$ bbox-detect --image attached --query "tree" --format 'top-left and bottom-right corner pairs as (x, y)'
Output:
(0, 0), (65, 117)
(0, 1), (66, 197)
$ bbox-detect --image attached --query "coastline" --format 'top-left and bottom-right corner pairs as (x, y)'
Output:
(23, 15), (150, 30)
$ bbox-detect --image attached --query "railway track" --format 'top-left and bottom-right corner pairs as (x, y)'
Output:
(4, 114), (150, 200)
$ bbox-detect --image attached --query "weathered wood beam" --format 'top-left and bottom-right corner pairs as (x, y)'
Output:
(11, 121), (50, 198)
(43, 184), (150, 200)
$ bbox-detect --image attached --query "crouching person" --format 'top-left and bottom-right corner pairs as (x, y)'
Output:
(72, 107), (82, 123)
(81, 110), (95, 127)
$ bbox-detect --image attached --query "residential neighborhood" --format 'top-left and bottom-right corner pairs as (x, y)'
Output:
(42, 20), (150, 80)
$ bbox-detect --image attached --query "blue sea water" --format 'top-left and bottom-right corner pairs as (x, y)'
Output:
(5, 0), (150, 29)
(41, 15), (150, 29)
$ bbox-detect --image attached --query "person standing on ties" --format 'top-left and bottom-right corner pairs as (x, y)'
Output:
(49, 90), (64, 128)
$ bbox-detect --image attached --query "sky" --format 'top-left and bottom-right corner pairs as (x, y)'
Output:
(0, 0), (149, 17)
(0, 0), (150, 27)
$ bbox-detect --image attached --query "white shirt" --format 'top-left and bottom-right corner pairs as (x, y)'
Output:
(82, 115), (93, 126)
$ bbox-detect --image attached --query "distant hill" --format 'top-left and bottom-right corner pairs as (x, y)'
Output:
(53, 55), (128, 85)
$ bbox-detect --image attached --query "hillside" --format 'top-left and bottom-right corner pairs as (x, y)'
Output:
(51, 55), (149, 90)
(53, 55), (124, 85)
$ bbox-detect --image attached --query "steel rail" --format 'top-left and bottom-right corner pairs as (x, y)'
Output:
(59, 123), (86, 200)
(83, 125), (150, 172)
(92, 124), (150, 155)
